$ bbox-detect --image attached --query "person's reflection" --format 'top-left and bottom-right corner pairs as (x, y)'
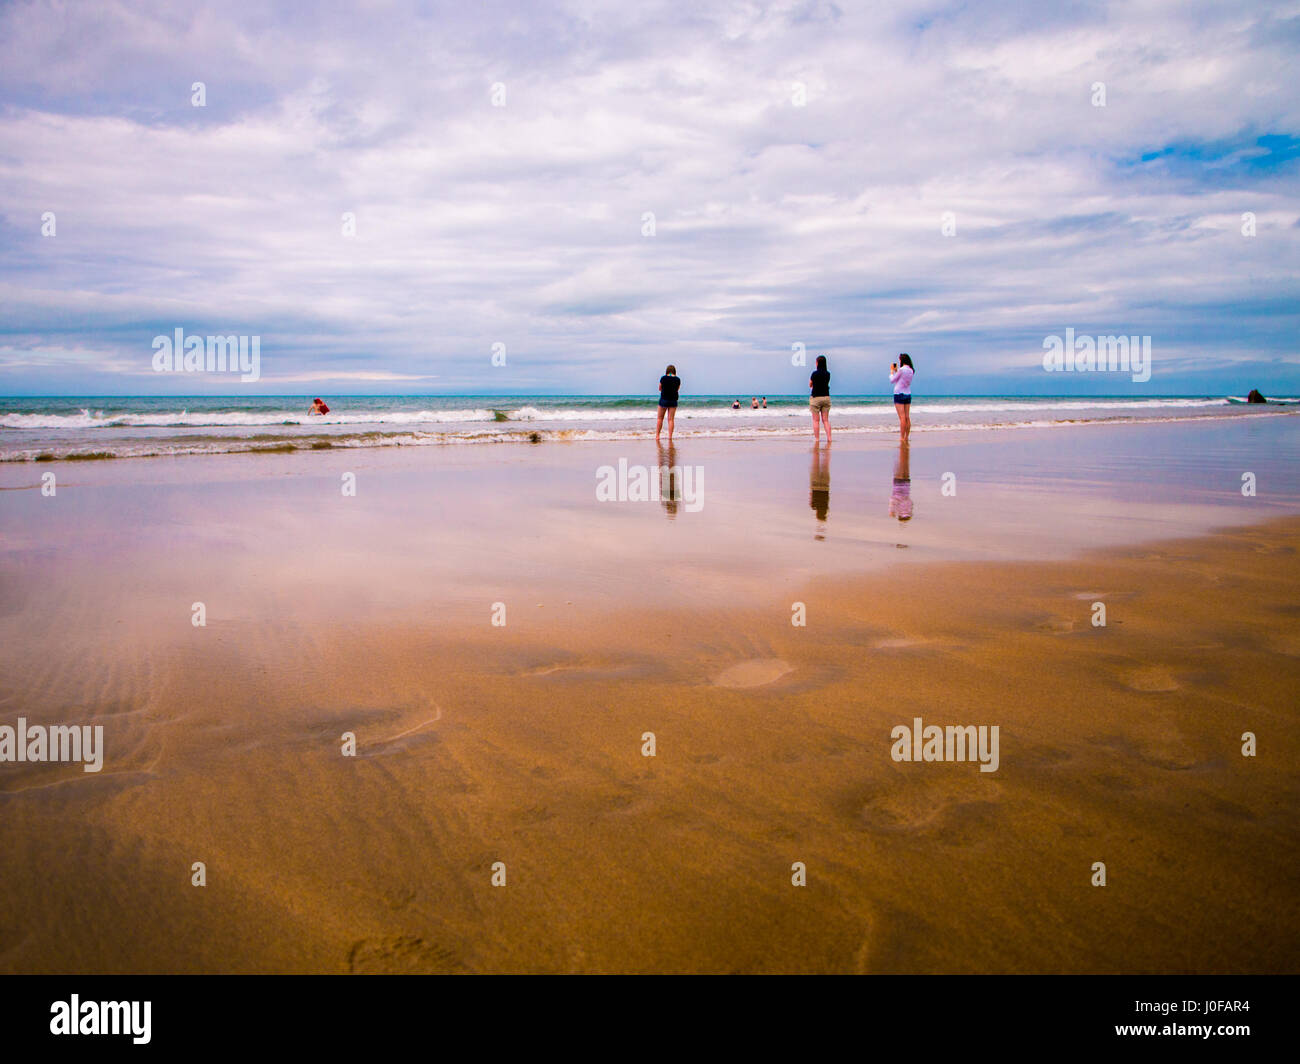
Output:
(656, 441), (680, 519)
(889, 441), (913, 522)
(810, 445), (830, 538)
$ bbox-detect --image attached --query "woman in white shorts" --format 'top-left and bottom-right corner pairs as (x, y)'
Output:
(809, 355), (831, 443)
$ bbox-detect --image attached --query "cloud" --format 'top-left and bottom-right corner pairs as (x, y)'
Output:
(0, 0), (1296, 395)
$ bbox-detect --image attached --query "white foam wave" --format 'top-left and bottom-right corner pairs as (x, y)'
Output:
(3, 405), (1291, 462)
(0, 407), (498, 429)
(0, 396), (1238, 431)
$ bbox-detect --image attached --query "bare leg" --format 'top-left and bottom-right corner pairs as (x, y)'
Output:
(902, 406), (911, 440)
(895, 403), (905, 438)
(820, 408), (831, 443)
(666, 407), (676, 443)
(655, 406), (666, 441)
(811, 409), (820, 443)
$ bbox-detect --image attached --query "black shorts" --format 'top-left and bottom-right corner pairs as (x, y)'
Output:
(658, 399), (678, 409)
(893, 394), (911, 405)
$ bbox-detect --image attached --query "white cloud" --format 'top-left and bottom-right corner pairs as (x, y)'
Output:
(0, 0), (1296, 394)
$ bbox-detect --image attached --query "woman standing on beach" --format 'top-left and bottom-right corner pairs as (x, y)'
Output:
(809, 355), (831, 444)
(657, 364), (680, 443)
(890, 353), (914, 440)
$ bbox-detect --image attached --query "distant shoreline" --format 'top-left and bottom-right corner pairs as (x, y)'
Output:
(3, 392), (1294, 400)
(2, 394), (1295, 463)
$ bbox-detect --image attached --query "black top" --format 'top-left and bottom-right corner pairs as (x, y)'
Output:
(810, 368), (830, 397)
(660, 375), (681, 402)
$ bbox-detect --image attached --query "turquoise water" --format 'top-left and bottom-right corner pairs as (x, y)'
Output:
(0, 394), (1293, 461)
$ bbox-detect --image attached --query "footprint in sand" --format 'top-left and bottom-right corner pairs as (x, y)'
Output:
(713, 658), (793, 688)
(1091, 733), (1200, 771)
(514, 803), (556, 824)
(857, 784), (1001, 842)
(1120, 666), (1181, 692)
(348, 935), (464, 974)
(1251, 543), (1295, 556)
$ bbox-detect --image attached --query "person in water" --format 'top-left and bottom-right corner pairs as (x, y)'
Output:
(761, 397), (767, 408)
(890, 354), (914, 439)
(657, 364), (680, 442)
(732, 399), (741, 410)
(809, 354), (831, 443)
(750, 396), (759, 409)
(309, 397), (330, 415)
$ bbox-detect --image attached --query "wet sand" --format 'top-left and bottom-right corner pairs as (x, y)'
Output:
(0, 418), (1297, 972)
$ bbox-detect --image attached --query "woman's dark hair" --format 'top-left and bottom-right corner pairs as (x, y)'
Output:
(898, 353), (914, 371)
(665, 364), (676, 375)
(815, 355), (827, 370)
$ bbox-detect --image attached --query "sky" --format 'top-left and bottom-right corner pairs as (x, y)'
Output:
(0, 0), (1297, 397)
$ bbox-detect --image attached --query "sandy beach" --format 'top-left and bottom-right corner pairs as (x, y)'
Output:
(1, 416), (1297, 973)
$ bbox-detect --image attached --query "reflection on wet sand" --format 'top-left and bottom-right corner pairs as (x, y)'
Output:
(657, 442), (680, 519)
(810, 446), (830, 538)
(889, 441), (913, 522)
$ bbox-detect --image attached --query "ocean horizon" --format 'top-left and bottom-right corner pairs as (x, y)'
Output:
(4, 393), (1296, 462)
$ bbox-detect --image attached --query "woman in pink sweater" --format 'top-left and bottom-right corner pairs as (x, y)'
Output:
(890, 354), (914, 440)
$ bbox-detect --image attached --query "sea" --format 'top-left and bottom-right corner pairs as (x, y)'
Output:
(0, 394), (1294, 462)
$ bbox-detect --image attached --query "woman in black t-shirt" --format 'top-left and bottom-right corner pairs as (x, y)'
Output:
(809, 355), (831, 444)
(657, 364), (680, 443)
